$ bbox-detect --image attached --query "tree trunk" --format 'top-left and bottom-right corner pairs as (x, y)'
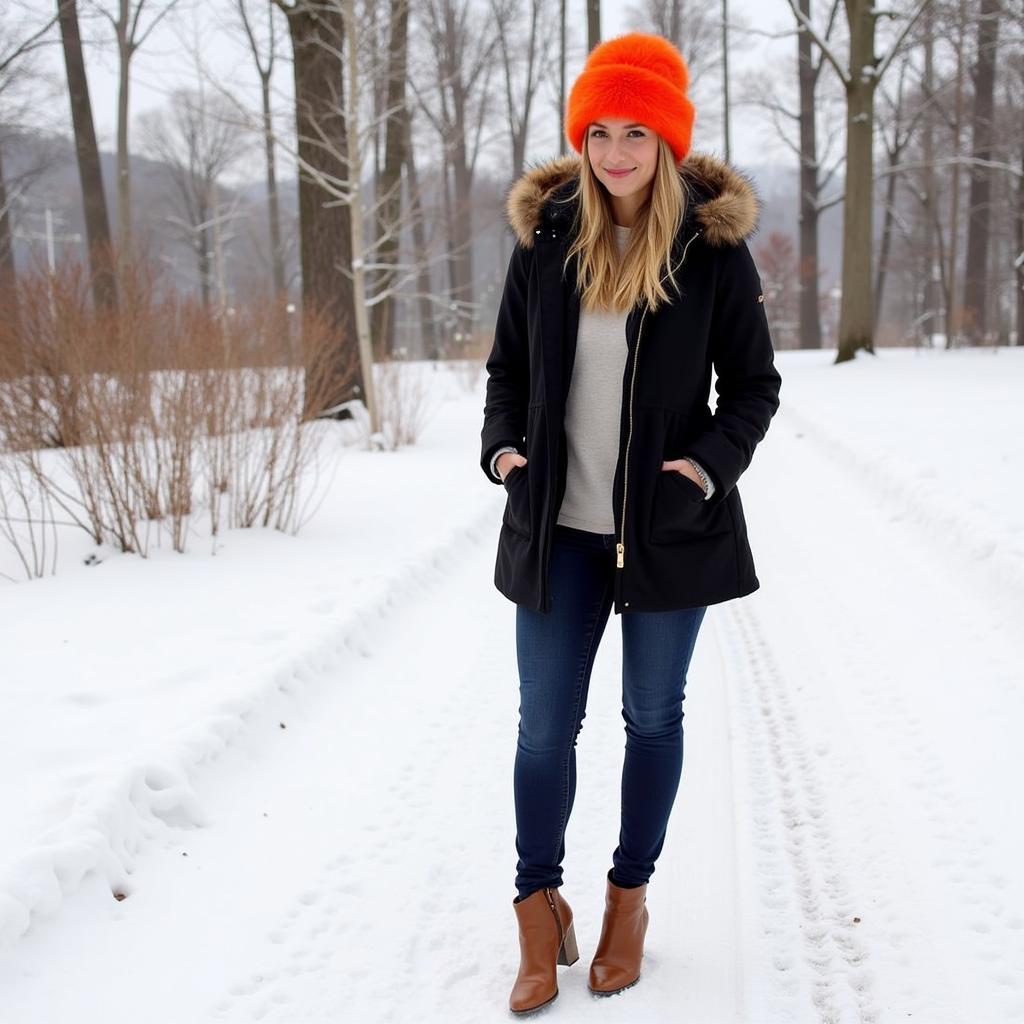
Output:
(558, 0), (566, 155)
(874, 58), (908, 334)
(262, 76), (286, 299)
(835, 0), (876, 362)
(0, 145), (16, 297)
(946, 0), (967, 349)
(439, 147), (454, 358)
(1017, 131), (1023, 347)
(721, 0), (730, 162)
(449, 127), (473, 344)
(402, 108), (437, 360)
(198, 218), (212, 308)
(921, 4), (941, 344)
(370, 0), (409, 363)
(340, 0), (378, 436)
(796, 0), (822, 349)
(499, 0), (543, 184)
(211, 182), (230, 323)
(0, 144), (21, 361)
(874, 147), (899, 332)
(279, 1), (360, 420)
(57, 0), (117, 311)
(116, 0), (131, 265)
(962, 0), (999, 345)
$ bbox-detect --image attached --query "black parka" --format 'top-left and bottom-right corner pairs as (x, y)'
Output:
(480, 151), (783, 615)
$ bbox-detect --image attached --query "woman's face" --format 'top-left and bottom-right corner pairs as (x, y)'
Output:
(585, 117), (659, 199)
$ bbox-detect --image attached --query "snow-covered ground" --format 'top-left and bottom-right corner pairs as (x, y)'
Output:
(1, 346), (1022, 1023)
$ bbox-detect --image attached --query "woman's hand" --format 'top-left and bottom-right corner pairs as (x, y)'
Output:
(497, 451), (528, 482)
(661, 458), (705, 490)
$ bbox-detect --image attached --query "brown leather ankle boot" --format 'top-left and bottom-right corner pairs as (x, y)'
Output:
(588, 868), (649, 996)
(509, 885), (580, 1014)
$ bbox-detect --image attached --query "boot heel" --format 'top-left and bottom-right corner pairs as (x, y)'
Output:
(557, 918), (579, 966)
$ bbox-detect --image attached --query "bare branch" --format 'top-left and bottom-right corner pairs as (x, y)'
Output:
(0, 6), (61, 78)
(874, 0), (932, 85)
(783, 0), (850, 86)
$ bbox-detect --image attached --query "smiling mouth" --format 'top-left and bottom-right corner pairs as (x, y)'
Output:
(605, 168), (635, 174)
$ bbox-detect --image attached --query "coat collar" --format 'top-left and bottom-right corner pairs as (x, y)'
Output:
(505, 151), (760, 250)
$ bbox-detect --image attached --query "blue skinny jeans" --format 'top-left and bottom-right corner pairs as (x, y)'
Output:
(513, 523), (707, 900)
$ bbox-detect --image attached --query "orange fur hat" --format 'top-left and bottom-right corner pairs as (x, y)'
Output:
(564, 32), (696, 164)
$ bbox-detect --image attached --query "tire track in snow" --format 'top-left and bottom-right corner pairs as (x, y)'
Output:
(719, 599), (880, 1024)
(774, 399), (1024, 1022)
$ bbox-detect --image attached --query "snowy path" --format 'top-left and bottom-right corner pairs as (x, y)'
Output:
(0, 497), (746, 1023)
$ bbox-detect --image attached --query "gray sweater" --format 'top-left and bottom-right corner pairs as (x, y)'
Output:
(490, 223), (714, 520)
(556, 224), (633, 532)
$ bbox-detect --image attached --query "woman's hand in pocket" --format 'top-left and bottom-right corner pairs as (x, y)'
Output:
(497, 452), (527, 482)
(661, 458), (705, 491)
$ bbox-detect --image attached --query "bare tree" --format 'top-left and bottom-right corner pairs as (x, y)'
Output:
(741, 0), (843, 349)
(874, 51), (937, 331)
(491, 0), (557, 182)
(368, 0), (409, 362)
(0, 3), (62, 307)
(961, 0), (1000, 344)
(587, 0), (599, 49)
(411, 0), (500, 341)
(251, 1), (474, 391)
(57, 0), (117, 311)
(1009, 2), (1024, 346)
(722, 0), (730, 159)
(137, 87), (248, 308)
(917, 0), (941, 344)
(272, 0), (361, 421)
(558, 0), (566, 152)
(0, 140), (16, 309)
(338, 0), (379, 435)
(92, 0), (182, 267)
(872, 0), (977, 350)
(945, 0), (968, 349)
(235, 0), (287, 300)
(795, 0), (842, 349)
(400, 98), (441, 360)
(786, 0), (931, 362)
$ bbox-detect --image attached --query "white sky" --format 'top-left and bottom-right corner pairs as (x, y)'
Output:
(32, 0), (798, 183)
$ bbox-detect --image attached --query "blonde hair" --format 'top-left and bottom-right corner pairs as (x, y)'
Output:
(562, 135), (688, 315)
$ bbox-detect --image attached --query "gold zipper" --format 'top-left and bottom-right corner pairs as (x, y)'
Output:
(617, 303), (647, 569)
(616, 228), (700, 572)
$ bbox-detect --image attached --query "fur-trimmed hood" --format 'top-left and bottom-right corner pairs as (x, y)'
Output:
(506, 151), (761, 250)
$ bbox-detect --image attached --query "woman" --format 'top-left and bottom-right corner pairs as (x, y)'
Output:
(480, 32), (782, 1014)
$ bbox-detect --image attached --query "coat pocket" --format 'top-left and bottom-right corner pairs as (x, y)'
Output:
(648, 467), (729, 544)
(502, 462), (531, 538)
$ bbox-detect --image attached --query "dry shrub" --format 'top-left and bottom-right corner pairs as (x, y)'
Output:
(0, 455), (58, 581)
(375, 351), (433, 448)
(0, 248), (349, 577)
(200, 301), (347, 536)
